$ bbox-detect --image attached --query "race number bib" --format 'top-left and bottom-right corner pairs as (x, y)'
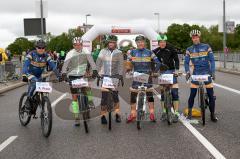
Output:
(36, 82), (52, 93)
(133, 72), (149, 83)
(102, 77), (119, 89)
(191, 75), (209, 82)
(158, 74), (174, 84)
(71, 78), (88, 88)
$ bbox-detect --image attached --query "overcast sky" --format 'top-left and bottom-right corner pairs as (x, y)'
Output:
(0, 0), (239, 48)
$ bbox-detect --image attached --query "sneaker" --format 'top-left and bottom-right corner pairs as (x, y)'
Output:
(173, 114), (179, 123)
(101, 115), (108, 125)
(74, 118), (80, 127)
(211, 113), (218, 122)
(126, 115), (136, 123)
(25, 97), (33, 112)
(150, 113), (156, 122)
(115, 114), (121, 123)
(161, 113), (167, 121)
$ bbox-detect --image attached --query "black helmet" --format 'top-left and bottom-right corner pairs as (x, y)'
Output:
(135, 35), (146, 42)
(35, 39), (46, 48)
(106, 35), (118, 43)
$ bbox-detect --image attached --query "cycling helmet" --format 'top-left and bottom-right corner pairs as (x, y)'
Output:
(157, 34), (168, 41)
(35, 39), (46, 48)
(135, 35), (146, 42)
(72, 37), (83, 44)
(190, 30), (201, 37)
(106, 35), (118, 43)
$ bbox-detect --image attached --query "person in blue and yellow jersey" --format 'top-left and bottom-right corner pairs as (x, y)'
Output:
(184, 30), (218, 122)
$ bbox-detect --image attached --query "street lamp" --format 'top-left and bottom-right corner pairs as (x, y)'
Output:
(223, 0), (227, 68)
(86, 14), (91, 25)
(85, 14), (91, 33)
(154, 13), (160, 33)
(40, 0), (44, 39)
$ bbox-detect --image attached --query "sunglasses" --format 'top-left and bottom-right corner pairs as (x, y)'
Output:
(37, 47), (45, 50)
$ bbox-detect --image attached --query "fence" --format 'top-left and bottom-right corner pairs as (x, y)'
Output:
(178, 52), (240, 72)
(0, 57), (23, 83)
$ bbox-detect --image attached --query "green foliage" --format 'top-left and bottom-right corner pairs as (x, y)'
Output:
(7, 37), (34, 55)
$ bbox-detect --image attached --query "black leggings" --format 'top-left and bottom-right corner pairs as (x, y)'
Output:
(188, 88), (215, 113)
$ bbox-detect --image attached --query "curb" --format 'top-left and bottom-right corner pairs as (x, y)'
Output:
(216, 68), (240, 76)
(0, 82), (26, 94)
(0, 73), (52, 94)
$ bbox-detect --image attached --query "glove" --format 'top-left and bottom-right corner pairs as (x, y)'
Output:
(22, 75), (28, 82)
(118, 75), (124, 87)
(186, 72), (191, 81)
(211, 73), (216, 80)
(92, 70), (99, 79)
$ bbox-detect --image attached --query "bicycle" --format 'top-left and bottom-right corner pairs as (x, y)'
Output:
(157, 71), (182, 125)
(97, 75), (122, 131)
(67, 75), (93, 133)
(19, 79), (58, 137)
(189, 75), (211, 126)
(128, 72), (156, 130)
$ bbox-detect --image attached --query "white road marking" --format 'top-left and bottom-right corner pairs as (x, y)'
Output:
(51, 93), (67, 108)
(0, 136), (18, 152)
(179, 116), (226, 159)
(214, 83), (240, 95)
(153, 89), (226, 159)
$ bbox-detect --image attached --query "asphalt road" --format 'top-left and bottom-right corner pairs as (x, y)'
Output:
(0, 69), (240, 159)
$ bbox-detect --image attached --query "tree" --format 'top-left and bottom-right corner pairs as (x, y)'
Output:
(7, 37), (34, 55)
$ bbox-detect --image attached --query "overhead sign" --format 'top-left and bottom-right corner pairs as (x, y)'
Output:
(111, 26), (131, 34)
(24, 18), (46, 36)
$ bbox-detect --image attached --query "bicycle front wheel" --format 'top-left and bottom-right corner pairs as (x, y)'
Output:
(40, 96), (52, 137)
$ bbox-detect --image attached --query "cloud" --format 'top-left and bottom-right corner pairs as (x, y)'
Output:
(0, 0), (240, 48)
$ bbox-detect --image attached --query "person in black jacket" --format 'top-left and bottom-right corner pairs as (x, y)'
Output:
(152, 34), (180, 123)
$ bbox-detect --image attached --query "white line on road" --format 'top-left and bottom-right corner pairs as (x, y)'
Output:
(179, 117), (226, 159)
(52, 93), (67, 108)
(153, 89), (226, 159)
(214, 83), (240, 95)
(0, 136), (18, 152)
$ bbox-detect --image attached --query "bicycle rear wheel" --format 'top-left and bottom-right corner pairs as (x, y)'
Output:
(19, 92), (31, 126)
(199, 88), (205, 125)
(79, 93), (89, 133)
(40, 96), (52, 137)
(165, 91), (173, 125)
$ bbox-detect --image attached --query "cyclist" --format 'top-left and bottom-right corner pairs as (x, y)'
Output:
(61, 37), (99, 126)
(184, 30), (218, 122)
(96, 35), (124, 124)
(126, 35), (161, 123)
(22, 40), (61, 111)
(152, 34), (180, 122)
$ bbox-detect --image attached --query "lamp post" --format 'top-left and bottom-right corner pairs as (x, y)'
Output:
(223, 0), (227, 68)
(85, 14), (91, 32)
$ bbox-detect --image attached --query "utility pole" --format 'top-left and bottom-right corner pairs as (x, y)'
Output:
(223, 0), (227, 68)
(40, 0), (44, 39)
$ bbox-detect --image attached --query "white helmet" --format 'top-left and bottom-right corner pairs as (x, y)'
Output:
(190, 30), (201, 37)
(72, 37), (83, 44)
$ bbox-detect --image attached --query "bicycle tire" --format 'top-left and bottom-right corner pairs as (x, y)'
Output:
(165, 90), (173, 125)
(199, 87), (206, 126)
(19, 92), (31, 126)
(41, 96), (52, 138)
